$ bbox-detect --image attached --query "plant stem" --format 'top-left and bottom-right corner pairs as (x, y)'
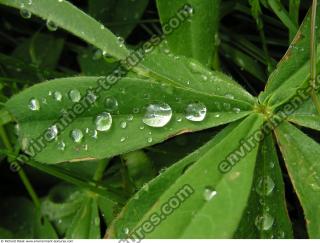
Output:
(0, 126), (41, 208)
(93, 159), (110, 182)
(310, 0), (320, 114)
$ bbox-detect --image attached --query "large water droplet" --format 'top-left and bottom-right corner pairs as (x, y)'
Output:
(47, 125), (58, 141)
(69, 89), (81, 102)
(28, 98), (40, 111)
(142, 103), (172, 128)
(203, 186), (217, 201)
(256, 176), (275, 196)
(105, 97), (118, 112)
(117, 36), (125, 47)
(71, 129), (83, 143)
(95, 112), (112, 131)
(255, 213), (274, 231)
(46, 19), (58, 31)
(185, 102), (207, 121)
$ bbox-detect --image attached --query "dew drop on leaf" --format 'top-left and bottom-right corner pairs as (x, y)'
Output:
(69, 89), (81, 102)
(232, 107), (241, 113)
(120, 137), (126, 142)
(47, 125), (58, 141)
(20, 7), (32, 19)
(53, 91), (62, 102)
(120, 121), (127, 129)
(185, 102), (207, 121)
(117, 36), (125, 47)
(142, 103), (172, 127)
(225, 94), (235, 100)
(255, 213), (274, 231)
(57, 140), (66, 151)
(105, 97), (118, 112)
(46, 19), (58, 31)
(203, 186), (217, 201)
(71, 129), (83, 143)
(28, 98), (40, 111)
(256, 176), (275, 196)
(95, 112), (112, 131)
(147, 137), (153, 143)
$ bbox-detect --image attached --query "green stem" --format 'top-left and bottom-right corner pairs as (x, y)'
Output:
(0, 126), (41, 208)
(310, 0), (320, 114)
(93, 159), (110, 182)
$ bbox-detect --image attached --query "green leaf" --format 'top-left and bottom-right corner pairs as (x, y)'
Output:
(0, 0), (130, 60)
(275, 121), (320, 238)
(12, 33), (64, 69)
(107, 114), (264, 238)
(88, 0), (149, 38)
(5, 76), (253, 163)
(140, 52), (256, 105)
(220, 43), (267, 82)
(234, 134), (293, 239)
(66, 197), (101, 239)
(106, 122), (240, 238)
(156, 0), (220, 67)
(260, 4), (320, 107)
(0, 227), (13, 239)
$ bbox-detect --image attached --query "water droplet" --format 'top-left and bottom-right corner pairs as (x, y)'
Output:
(20, 7), (32, 19)
(117, 36), (125, 47)
(69, 89), (81, 102)
(133, 107), (140, 114)
(53, 91), (62, 101)
(255, 213), (274, 231)
(58, 0), (63, 2)
(139, 125), (145, 130)
(47, 125), (58, 141)
(185, 102), (207, 121)
(203, 186), (217, 201)
(95, 112), (112, 131)
(233, 107), (241, 113)
(57, 140), (66, 151)
(83, 144), (88, 151)
(28, 98), (40, 111)
(142, 103), (172, 128)
(100, 24), (105, 30)
(147, 137), (153, 143)
(105, 97), (118, 112)
(214, 114), (221, 118)
(225, 94), (235, 99)
(71, 129), (83, 143)
(93, 49), (102, 60)
(120, 137), (126, 142)
(120, 121), (127, 129)
(177, 117), (182, 122)
(127, 115), (134, 121)
(256, 176), (275, 196)
(46, 19), (58, 31)
(123, 227), (129, 235)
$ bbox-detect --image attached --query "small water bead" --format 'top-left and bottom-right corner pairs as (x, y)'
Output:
(105, 97), (118, 112)
(214, 114), (221, 118)
(256, 176), (275, 196)
(71, 129), (83, 143)
(69, 89), (81, 102)
(47, 125), (58, 141)
(28, 98), (40, 111)
(123, 227), (130, 235)
(20, 8), (32, 19)
(177, 117), (182, 122)
(53, 91), (62, 101)
(147, 137), (153, 143)
(127, 115), (134, 121)
(233, 107), (241, 113)
(203, 186), (217, 201)
(255, 213), (274, 231)
(57, 140), (66, 151)
(225, 94), (235, 100)
(120, 137), (126, 142)
(93, 49), (103, 60)
(142, 103), (172, 128)
(83, 144), (88, 151)
(117, 36), (125, 47)
(95, 112), (112, 131)
(139, 125), (145, 130)
(46, 20), (58, 31)
(120, 121), (127, 129)
(185, 102), (207, 122)
(132, 108), (140, 114)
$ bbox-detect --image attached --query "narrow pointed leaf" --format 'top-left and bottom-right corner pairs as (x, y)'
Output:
(275, 122), (320, 238)
(107, 114), (264, 238)
(5, 76), (253, 164)
(156, 0), (220, 67)
(261, 3), (320, 107)
(234, 135), (293, 239)
(0, 0), (129, 60)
